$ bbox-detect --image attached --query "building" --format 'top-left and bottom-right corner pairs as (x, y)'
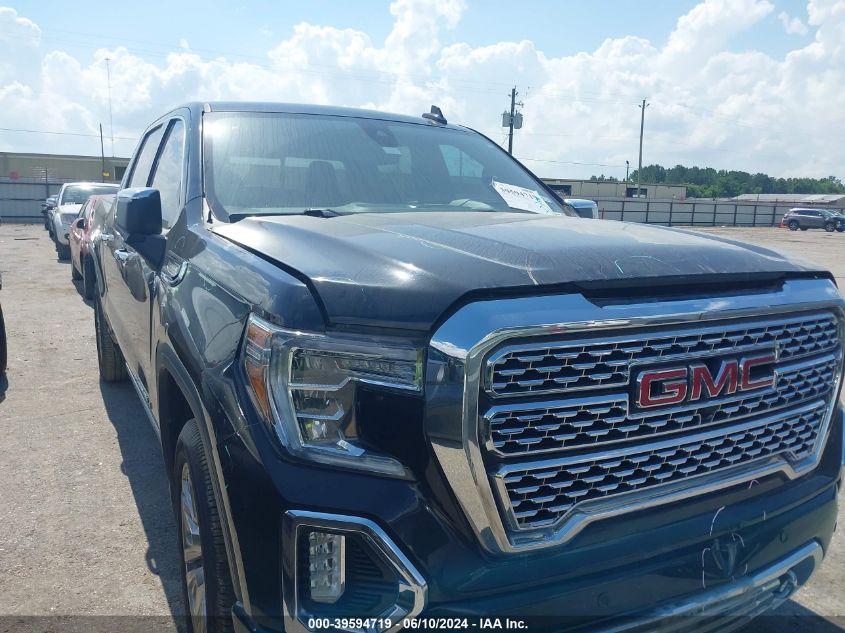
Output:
(0, 152), (132, 223)
(541, 178), (687, 199)
(0, 152), (130, 184)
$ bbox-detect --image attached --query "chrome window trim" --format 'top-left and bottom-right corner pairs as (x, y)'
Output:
(426, 278), (845, 554)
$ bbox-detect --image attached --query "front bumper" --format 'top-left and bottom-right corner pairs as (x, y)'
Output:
(52, 217), (70, 245)
(218, 398), (842, 633)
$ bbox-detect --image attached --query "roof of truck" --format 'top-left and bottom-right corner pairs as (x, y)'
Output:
(175, 101), (464, 130)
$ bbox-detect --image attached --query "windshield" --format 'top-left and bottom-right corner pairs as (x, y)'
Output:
(203, 112), (568, 219)
(60, 184), (119, 205)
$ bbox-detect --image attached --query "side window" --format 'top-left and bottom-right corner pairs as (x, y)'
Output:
(150, 119), (186, 229)
(128, 125), (166, 188)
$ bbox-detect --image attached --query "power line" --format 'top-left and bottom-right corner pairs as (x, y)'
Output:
(521, 158), (626, 168)
(0, 126), (138, 141)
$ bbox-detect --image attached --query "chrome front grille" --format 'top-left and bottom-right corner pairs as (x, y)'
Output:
(481, 310), (842, 535)
(486, 356), (838, 456)
(500, 400), (826, 529)
(487, 312), (839, 397)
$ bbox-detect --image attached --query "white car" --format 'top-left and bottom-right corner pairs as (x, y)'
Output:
(50, 182), (119, 260)
(564, 198), (599, 219)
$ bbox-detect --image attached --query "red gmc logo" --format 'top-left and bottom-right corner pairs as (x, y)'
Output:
(635, 353), (776, 409)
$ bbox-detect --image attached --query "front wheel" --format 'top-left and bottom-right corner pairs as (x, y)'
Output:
(788, 220), (799, 231)
(56, 243), (70, 260)
(82, 256), (96, 300)
(0, 304), (6, 375)
(175, 419), (235, 633)
(836, 226), (845, 233)
(94, 297), (127, 383)
(800, 227), (808, 231)
(825, 222), (835, 232)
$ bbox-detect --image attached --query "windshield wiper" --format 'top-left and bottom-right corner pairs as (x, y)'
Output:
(301, 208), (342, 218)
(227, 208), (345, 221)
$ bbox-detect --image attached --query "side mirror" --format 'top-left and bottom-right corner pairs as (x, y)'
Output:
(117, 188), (163, 235)
(116, 188), (166, 269)
(73, 218), (86, 230)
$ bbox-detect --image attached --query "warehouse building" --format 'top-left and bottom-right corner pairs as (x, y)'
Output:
(0, 152), (131, 223)
(0, 151), (130, 184)
(541, 178), (688, 199)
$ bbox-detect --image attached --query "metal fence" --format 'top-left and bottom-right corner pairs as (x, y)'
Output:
(595, 197), (845, 227)
(0, 178), (68, 223)
(4, 180), (842, 228)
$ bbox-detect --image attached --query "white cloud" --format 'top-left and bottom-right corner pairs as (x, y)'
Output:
(779, 10), (810, 34)
(0, 0), (843, 182)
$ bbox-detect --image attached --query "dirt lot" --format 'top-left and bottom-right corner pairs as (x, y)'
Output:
(0, 223), (843, 631)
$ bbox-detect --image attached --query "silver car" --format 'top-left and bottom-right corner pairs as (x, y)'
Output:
(49, 182), (119, 259)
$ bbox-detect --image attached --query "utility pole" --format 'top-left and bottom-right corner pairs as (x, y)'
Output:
(99, 123), (106, 182)
(502, 87), (523, 155)
(508, 87), (517, 155)
(636, 98), (649, 198)
(625, 160), (630, 182)
(105, 57), (115, 158)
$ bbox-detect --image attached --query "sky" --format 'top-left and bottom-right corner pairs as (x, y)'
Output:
(0, 0), (842, 180)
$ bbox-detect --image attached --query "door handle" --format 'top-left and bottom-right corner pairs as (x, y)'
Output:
(113, 249), (132, 264)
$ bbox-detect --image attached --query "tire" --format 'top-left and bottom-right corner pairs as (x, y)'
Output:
(788, 220), (799, 231)
(0, 304), (6, 375)
(800, 227), (808, 231)
(71, 258), (82, 280)
(94, 297), (127, 383)
(175, 419), (235, 633)
(56, 242), (70, 260)
(824, 222), (835, 232)
(836, 227), (845, 233)
(82, 256), (96, 300)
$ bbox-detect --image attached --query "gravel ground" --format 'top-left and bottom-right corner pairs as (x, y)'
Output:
(0, 223), (842, 631)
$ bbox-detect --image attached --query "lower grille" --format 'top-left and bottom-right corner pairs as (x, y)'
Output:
(481, 310), (842, 535)
(500, 400), (825, 529)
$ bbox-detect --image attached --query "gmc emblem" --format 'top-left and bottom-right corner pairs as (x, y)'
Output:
(635, 353), (776, 409)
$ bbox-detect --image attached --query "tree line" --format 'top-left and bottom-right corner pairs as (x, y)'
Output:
(589, 165), (845, 198)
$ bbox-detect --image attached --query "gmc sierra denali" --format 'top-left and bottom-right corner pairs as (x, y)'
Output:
(92, 102), (844, 633)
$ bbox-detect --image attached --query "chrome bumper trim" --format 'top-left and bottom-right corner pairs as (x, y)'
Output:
(282, 510), (427, 633)
(597, 540), (823, 633)
(426, 278), (845, 553)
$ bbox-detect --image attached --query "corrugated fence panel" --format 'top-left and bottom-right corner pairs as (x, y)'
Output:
(0, 178), (65, 223)
(595, 198), (843, 228)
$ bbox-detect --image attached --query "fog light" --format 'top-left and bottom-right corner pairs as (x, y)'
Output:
(308, 531), (345, 603)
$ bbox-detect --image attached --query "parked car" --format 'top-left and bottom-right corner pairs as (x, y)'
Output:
(781, 207), (845, 232)
(564, 197), (599, 219)
(50, 182), (119, 259)
(41, 195), (58, 230)
(69, 194), (115, 299)
(93, 102), (844, 633)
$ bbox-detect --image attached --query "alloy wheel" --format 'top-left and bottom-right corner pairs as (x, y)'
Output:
(181, 462), (207, 633)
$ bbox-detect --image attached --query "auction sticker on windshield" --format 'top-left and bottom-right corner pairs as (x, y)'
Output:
(492, 180), (555, 214)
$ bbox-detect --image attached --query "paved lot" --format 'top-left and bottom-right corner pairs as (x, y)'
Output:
(0, 223), (842, 631)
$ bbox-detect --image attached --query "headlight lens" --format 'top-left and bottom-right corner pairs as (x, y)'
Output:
(242, 314), (423, 476)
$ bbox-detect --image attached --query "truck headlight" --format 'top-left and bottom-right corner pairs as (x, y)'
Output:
(242, 314), (423, 477)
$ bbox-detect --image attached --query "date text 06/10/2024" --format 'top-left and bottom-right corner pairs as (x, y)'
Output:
(307, 618), (529, 630)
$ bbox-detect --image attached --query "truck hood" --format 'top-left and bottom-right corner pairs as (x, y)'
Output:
(212, 212), (826, 331)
